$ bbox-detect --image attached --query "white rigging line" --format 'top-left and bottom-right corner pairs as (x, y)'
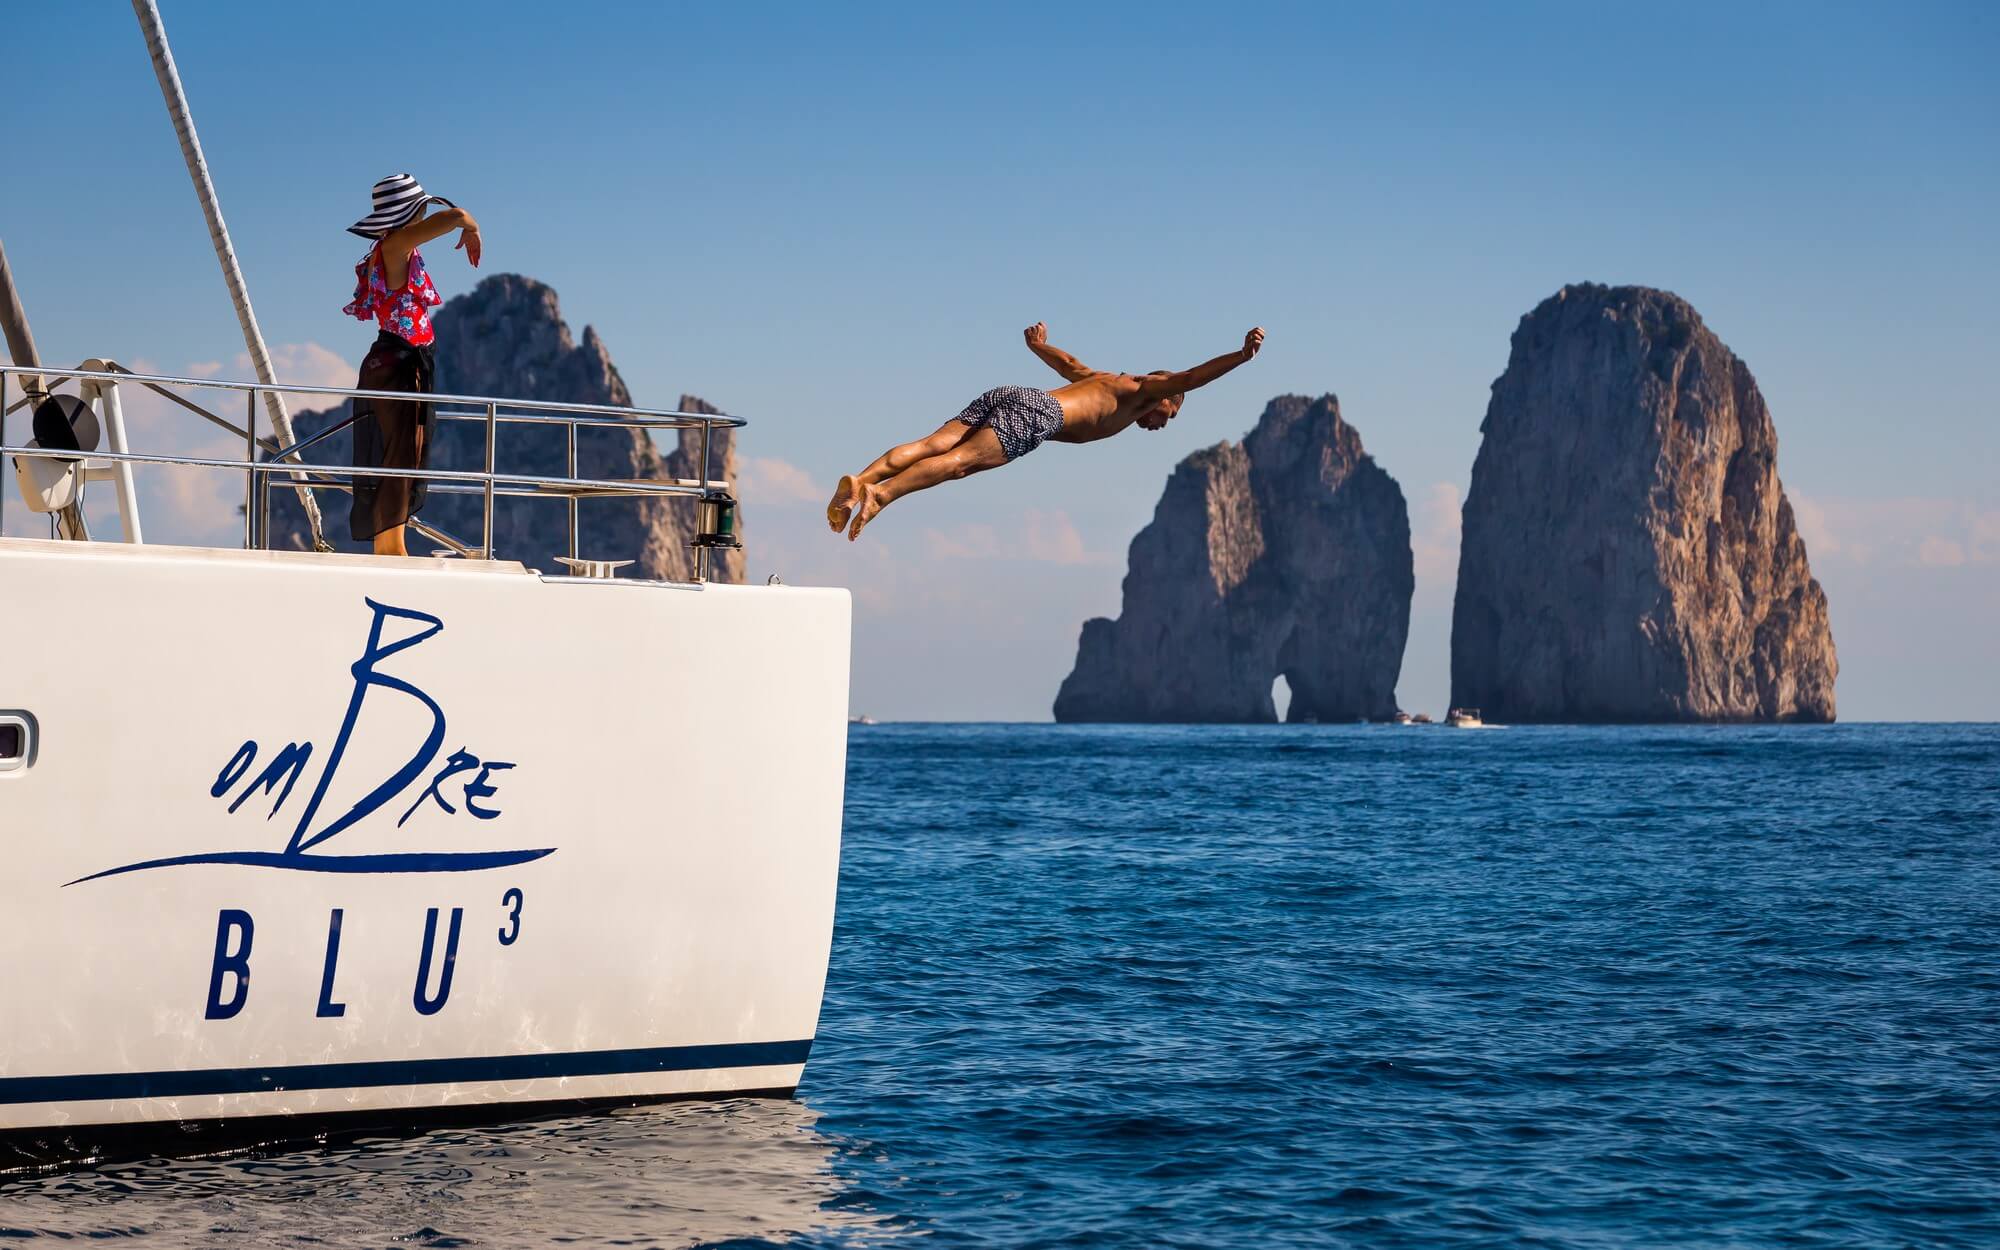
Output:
(130, 0), (332, 551)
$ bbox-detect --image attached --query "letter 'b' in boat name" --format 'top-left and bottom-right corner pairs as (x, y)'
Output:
(68, 598), (556, 885)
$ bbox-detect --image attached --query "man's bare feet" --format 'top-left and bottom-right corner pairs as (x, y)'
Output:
(827, 474), (860, 533)
(847, 482), (885, 542)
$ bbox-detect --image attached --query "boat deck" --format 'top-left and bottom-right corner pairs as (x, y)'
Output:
(0, 534), (532, 575)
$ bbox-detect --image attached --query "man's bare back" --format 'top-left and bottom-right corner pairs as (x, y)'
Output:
(1046, 373), (1161, 441)
(1038, 324), (1266, 443)
(827, 322), (1264, 540)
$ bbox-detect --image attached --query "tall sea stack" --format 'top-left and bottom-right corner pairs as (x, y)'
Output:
(1055, 394), (1412, 723)
(270, 274), (744, 583)
(1450, 284), (1835, 721)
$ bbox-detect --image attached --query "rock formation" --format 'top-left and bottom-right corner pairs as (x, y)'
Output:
(270, 274), (744, 583)
(1054, 395), (1412, 723)
(1450, 283), (1835, 722)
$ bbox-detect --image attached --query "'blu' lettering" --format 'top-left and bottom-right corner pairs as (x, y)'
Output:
(413, 907), (464, 1016)
(204, 909), (254, 1020)
(316, 909), (347, 1018)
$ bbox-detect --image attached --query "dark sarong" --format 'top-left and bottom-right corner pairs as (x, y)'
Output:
(349, 330), (436, 542)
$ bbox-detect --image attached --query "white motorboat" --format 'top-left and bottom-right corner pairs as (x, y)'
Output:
(1446, 707), (1484, 728)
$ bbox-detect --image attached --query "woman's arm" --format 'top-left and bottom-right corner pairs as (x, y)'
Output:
(381, 207), (481, 286)
(1147, 327), (1265, 397)
(1024, 322), (1098, 382)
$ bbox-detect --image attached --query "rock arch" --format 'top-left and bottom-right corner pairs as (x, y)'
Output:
(1054, 395), (1413, 723)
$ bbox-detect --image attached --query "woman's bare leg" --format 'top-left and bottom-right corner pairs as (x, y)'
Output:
(848, 427), (1007, 541)
(374, 526), (408, 556)
(828, 417), (976, 531)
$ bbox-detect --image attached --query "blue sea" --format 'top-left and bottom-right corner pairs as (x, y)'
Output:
(5, 724), (1997, 1247)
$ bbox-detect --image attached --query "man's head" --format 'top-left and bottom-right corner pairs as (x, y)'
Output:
(1136, 380), (1185, 429)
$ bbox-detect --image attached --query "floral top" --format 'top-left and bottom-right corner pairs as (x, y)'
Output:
(343, 244), (441, 346)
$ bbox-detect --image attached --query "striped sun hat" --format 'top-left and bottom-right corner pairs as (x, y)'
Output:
(347, 173), (456, 240)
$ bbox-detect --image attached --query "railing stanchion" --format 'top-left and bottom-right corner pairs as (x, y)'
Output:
(482, 400), (497, 559)
(256, 453), (271, 551)
(567, 417), (578, 563)
(245, 388), (256, 550)
(695, 416), (713, 582)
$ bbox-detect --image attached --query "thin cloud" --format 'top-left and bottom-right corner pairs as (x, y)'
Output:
(1410, 481), (1461, 581)
(739, 455), (823, 504)
(924, 523), (1001, 561)
(921, 510), (1108, 566)
(1919, 536), (1967, 567)
(1791, 493), (1836, 557)
(236, 343), (356, 409)
(1791, 492), (1997, 568)
(1024, 508), (1102, 566)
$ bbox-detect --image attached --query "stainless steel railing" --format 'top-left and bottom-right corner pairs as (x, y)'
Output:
(0, 363), (744, 578)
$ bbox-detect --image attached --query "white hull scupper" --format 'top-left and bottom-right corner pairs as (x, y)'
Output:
(0, 537), (850, 1158)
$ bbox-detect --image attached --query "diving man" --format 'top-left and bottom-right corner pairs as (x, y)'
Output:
(828, 322), (1265, 540)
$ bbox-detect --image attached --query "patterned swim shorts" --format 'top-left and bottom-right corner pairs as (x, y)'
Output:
(956, 386), (1065, 462)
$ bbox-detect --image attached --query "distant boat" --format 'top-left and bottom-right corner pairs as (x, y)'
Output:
(848, 715), (877, 725)
(1410, 713), (1434, 724)
(1446, 707), (1484, 728)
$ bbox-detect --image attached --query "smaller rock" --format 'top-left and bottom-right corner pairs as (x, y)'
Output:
(1054, 394), (1413, 723)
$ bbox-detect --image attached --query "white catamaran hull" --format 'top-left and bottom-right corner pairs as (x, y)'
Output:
(0, 537), (849, 1162)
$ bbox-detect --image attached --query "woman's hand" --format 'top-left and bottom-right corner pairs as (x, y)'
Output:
(456, 220), (482, 268)
(387, 207), (481, 269)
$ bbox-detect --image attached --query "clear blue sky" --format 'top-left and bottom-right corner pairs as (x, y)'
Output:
(8, 1), (1996, 719)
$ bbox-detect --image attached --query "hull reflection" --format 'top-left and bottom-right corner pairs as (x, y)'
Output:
(0, 1098), (903, 1247)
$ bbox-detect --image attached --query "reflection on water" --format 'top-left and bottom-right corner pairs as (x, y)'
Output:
(0, 1098), (905, 1247)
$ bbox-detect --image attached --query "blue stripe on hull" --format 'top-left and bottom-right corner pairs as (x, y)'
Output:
(0, 1039), (814, 1105)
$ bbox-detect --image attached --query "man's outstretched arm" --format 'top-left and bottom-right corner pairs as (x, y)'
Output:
(1149, 327), (1265, 396)
(1024, 322), (1099, 382)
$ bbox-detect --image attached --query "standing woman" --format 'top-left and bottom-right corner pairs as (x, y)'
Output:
(342, 174), (481, 555)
